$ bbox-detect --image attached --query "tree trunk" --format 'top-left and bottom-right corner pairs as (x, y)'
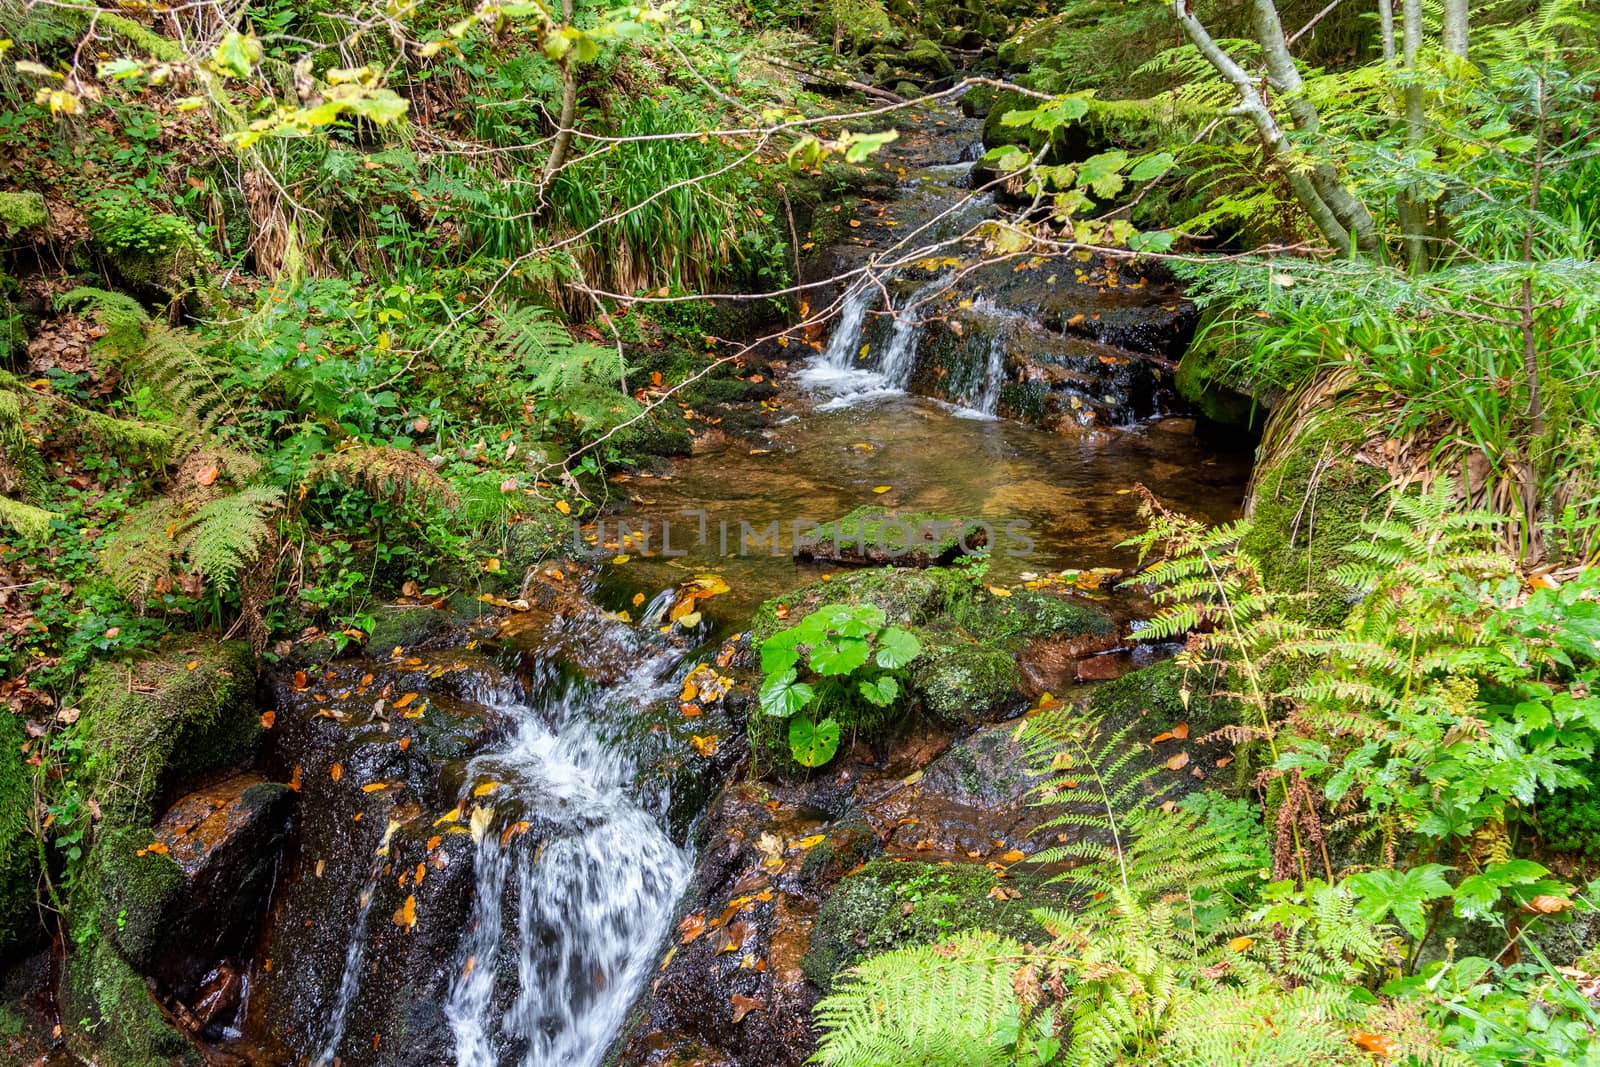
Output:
(1378, 0), (1396, 61)
(544, 0), (579, 179)
(1172, 0), (1375, 256)
(1399, 0), (1427, 270)
(1442, 0), (1469, 58)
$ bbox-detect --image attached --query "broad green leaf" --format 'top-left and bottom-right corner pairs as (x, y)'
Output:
(1129, 152), (1177, 182)
(858, 674), (899, 707)
(759, 668), (813, 718)
(212, 31), (262, 78)
(1347, 864), (1454, 939)
(344, 90), (409, 124)
(875, 627), (921, 669)
(789, 714), (841, 767)
(842, 129), (898, 163)
(810, 636), (870, 676)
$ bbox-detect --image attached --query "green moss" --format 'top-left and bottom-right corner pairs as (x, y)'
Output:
(77, 642), (259, 830)
(1240, 418), (1387, 627)
(962, 587), (1113, 650)
(909, 640), (1020, 728)
(805, 506), (985, 565)
(1086, 658), (1238, 737)
(0, 192), (47, 232)
(802, 860), (1059, 991)
(0, 713), (42, 956)
(90, 827), (183, 973)
(60, 931), (200, 1067)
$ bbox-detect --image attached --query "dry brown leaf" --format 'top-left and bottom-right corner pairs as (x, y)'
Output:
(730, 994), (765, 1024)
(1165, 752), (1190, 771)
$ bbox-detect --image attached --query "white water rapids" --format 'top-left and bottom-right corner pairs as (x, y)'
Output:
(442, 644), (691, 1067)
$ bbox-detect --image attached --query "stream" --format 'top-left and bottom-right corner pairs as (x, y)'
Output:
(233, 101), (1251, 1066)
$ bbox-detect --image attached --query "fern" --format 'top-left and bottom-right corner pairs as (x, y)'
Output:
(57, 286), (235, 435)
(812, 931), (1056, 1067)
(102, 485), (284, 602)
(303, 443), (458, 511)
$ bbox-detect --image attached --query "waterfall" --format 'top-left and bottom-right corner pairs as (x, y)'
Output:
(798, 277), (949, 409)
(443, 649), (691, 1067)
(967, 330), (1007, 417)
(312, 818), (402, 1067)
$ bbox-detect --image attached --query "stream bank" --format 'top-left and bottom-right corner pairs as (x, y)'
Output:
(3, 92), (1261, 1067)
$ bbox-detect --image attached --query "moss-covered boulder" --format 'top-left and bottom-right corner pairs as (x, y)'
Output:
(77, 642), (260, 829)
(1240, 416), (1387, 627)
(908, 640), (1020, 728)
(748, 566), (968, 646)
(61, 931), (202, 1067)
(0, 712), (41, 957)
(1083, 657), (1239, 738)
(801, 860), (1059, 991)
(61, 642), (263, 1066)
(901, 38), (956, 77)
(798, 506), (986, 568)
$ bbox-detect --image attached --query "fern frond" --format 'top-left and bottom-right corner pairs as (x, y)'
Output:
(183, 486), (283, 588)
(305, 444), (459, 511)
(812, 932), (1044, 1067)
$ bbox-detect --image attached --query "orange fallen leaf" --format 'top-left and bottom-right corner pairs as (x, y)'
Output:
(330, 763), (344, 782)
(1215, 756), (1234, 768)
(135, 841), (170, 857)
(260, 710), (276, 729)
(679, 912), (707, 943)
(1524, 894), (1571, 914)
(690, 734), (719, 757)
(1000, 849), (1026, 863)
(1165, 752), (1190, 771)
(1150, 731), (1174, 744)
(1173, 722), (1190, 739)
(1228, 936), (1255, 952)
(288, 765), (303, 792)
(398, 737), (411, 751)
(680, 703), (703, 717)
(555, 500), (571, 515)
(730, 994), (765, 1024)
(362, 783), (389, 793)
(393, 692), (417, 709)
(393, 894), (417, 930)
(293, 670), (308, 689)
(426, 835), (443, 850)
(1352, 1032), (1397, 1056)
(195, 464), (219, 487)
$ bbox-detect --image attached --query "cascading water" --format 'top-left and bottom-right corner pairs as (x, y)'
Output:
(798, 277), (953, 410)
(312, 819), (401, 1067)
(443, 639), (691, 1067)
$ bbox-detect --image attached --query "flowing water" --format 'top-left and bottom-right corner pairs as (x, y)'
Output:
(243, 103), (1252, 1067)
(441, 641), (690, 1067)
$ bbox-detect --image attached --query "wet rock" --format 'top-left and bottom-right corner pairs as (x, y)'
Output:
(241, 650), (523, 1064)
(102, 774), (295, 999)
(615, 782), (843, 1067)
(796, 506), (986, 567)
(748, 567), (967, 645)
(801, 859), (1060, 992)
(907, 640), (1021, 728)
(859, 720), (1060, 861)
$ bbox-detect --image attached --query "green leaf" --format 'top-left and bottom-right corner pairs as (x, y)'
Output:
(760, 633), (801, 676)
(759, 668), (814, 718)
(810, 636), (870, 676)
(875, 627), (922, 669)
(1129, 152), (1177, 182)
(1346, 864), (1454, 939)
(789, 714), (841, 767)
(842, 129), (899, 163)
(858, 674), (899, 707)
(212, 31), (262, 78)
(343, 89), (409, 125)
(1077, 150), (1128, 199)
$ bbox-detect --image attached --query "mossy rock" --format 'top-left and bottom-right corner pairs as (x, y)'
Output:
(748, 566), (969, 646)
(60, 930), (201, 1067)
(1240, 417), (1387, 627)
(0, 192), (47, 232)
(908, 640), (1022, 728)
(0, 713), (41, 957)
(981, 89), (1037, 150)
(800, 506), (986, 567)
(956, 587), (1114, 651)
(1085, 658), (1238, 737)
(77, 642), (259, 831)
(801, 860), (1058, 991)
(901, 39), (955, 77)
